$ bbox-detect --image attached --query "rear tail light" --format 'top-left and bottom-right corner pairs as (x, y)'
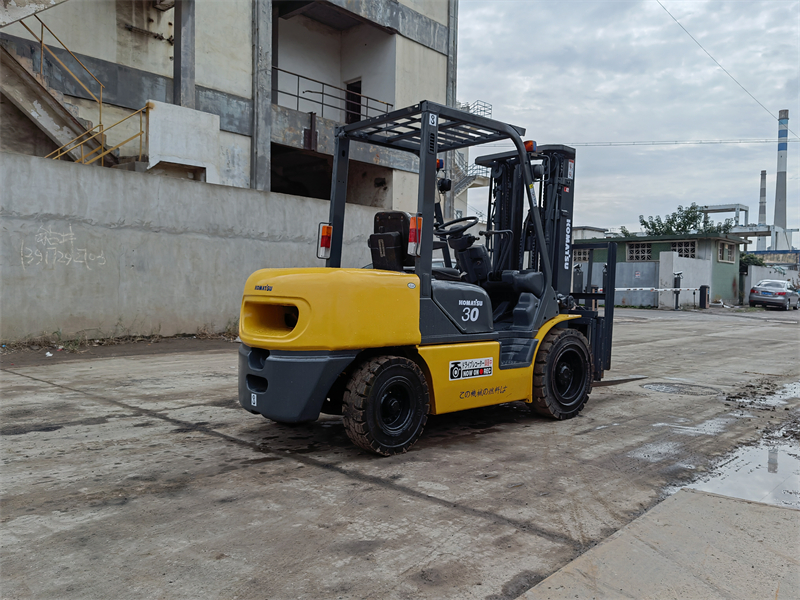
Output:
(750, 288), (756, 293)
(317, 223), (332, 259)
(776, 292), (786, 296)
(408, 215), (422, 257)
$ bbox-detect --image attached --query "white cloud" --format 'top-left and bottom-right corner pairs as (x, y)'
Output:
(459, 0), (799, 235)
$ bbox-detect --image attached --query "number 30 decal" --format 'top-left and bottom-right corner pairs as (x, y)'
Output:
(462, 307), (479, 322)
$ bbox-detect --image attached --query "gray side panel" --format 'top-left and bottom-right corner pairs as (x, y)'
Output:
(431, 280), (493, 334)
(419, 297), (461, 339)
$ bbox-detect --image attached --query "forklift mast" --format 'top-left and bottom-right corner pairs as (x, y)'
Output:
(539, 145), (576, 297)
(476, 144), (576, 297)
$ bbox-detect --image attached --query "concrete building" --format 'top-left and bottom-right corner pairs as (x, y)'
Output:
(0, 0), (485, 340)
(0, 0), (476, 209)
(572, 233), (749, 307)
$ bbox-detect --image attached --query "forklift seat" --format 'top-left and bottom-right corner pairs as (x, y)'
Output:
(501, 270), (546, 297)
(369, 211), (413, 272)
(431, 267), (462, 281)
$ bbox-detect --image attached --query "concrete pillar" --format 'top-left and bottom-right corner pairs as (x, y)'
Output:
(250, 0), (272, 192)
(443, 0), (459, 219)
(173, 0), (196, 108)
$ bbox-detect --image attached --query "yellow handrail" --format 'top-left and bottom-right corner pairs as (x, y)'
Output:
(47, 104), (150, 164)
(20, 15), (104, 139)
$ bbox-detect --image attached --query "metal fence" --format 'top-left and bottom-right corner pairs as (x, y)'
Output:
(273, 67), (393, 122)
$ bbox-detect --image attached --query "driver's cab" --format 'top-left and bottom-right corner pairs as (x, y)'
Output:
(367, 207), (545, 337)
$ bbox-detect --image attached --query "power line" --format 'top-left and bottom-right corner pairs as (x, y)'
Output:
(477, 138), (800, 148)
(656, 0), (798, 138)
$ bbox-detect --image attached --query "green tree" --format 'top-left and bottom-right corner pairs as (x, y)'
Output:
(740, 253), (766, 268)
(638, 203), (733, 236)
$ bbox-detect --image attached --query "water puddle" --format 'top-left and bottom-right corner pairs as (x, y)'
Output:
(669, 381), (800, 508)
(685, 442), (800, 509)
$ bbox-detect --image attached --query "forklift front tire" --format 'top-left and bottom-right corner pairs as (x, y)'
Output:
(532, 328), (592, 420)
(342, 356), (430, 456)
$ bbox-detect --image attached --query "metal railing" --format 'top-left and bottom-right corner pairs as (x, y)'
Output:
(20, 14), (104, 135)
(459, 99), (492, 118)
(20, 14), (148, 165)
(273, 67), (393, 121)
(46, 104), (149, 165)
(454, 150), (490, 179)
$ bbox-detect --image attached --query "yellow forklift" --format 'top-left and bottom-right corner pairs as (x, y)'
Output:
(238, 101), (617, 455)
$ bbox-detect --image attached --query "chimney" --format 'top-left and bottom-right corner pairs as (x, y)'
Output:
(774, 109), (788, 232)
(757, 169), (767, 251)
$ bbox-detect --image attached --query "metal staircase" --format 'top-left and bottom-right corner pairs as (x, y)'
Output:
(2, 14), (149, 167)
(449, 100), (492, 197)
(0, 44), (115, 166)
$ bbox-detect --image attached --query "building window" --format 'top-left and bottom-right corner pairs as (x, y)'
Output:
(671, 241), (696, 258)
(627, 242), (652, 261)
(718, 242), (735, 263)
(573, 248), (590, 262)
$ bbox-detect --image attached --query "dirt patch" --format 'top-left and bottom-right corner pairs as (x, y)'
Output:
(725, 377), (780, 402)
(764, 410), (800, 443)
(0, 336), (236, 368)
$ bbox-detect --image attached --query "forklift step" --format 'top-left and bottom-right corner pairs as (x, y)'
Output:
(499, 337), (537, 369)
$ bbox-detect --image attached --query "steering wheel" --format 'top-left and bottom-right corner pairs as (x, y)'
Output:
(434, 215), (479, 238)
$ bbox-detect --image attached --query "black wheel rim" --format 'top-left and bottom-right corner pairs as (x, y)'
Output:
(552, 346), (586, 408)
(378, 376), (414, 435)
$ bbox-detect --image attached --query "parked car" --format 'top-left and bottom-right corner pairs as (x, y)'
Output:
(749, 280), (800, 310)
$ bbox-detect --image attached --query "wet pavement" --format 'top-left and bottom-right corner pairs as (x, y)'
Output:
(688, 442), (800, 508)
(1, 308), (798, 599)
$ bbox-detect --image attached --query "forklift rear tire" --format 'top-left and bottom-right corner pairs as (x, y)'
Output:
(532, 328), (592, 420)
(342, 356), (430, 456)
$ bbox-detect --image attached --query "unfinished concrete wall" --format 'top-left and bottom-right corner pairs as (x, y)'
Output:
(0, 152), (378, 340)
(0, 92), (58, 156)
(0, 0), (71, 27)
(394, 35), (447, 107)
(195, 0), (251, 99)
(147, 99), (221, 183)
(398, 0), (449, 25)
(276, 15), (342, 117)
(341, 23), (396, 111)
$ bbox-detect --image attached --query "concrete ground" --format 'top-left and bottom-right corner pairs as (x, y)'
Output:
(524, 489), (799, 600)
(1, 308), (798, 599)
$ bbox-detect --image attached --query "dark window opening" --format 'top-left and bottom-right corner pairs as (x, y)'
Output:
(270, 143), (391, 208)
(345, 80), (362, 124)
(270, 144), (333, 200)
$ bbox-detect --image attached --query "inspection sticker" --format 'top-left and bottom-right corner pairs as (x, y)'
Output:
(449, 358), (493, 381)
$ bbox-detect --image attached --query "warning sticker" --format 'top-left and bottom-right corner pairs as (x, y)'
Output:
(567, 159), (574, 180)
(449, 358), (493, 381)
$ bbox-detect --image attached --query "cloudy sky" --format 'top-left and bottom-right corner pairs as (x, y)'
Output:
(457, 0), (799, 238)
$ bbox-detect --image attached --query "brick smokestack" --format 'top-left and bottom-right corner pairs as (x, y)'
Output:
(757, 169), (767, 251)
